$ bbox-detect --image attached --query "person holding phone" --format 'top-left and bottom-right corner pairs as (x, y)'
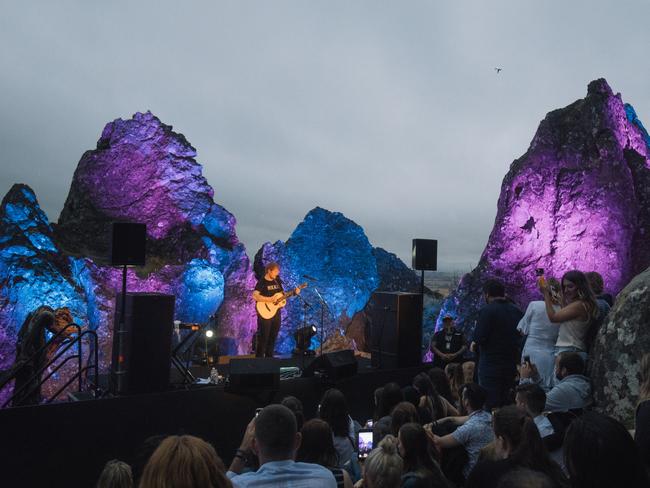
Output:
(517, 273), (562, 391)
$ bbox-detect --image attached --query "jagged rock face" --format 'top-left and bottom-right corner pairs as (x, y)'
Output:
(254, 207), (380, 354)
(441, 79), (650, 334)
(56, 111), (220, 258)
(373, 247), (422, 293)
(54, 112), (256, 359)
(591, 266), (650, 425)
(0, 185), (89, 402)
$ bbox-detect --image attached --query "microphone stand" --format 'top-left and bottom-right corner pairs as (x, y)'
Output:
(296, 294), (313, 369)
(313, 287), (332, 357)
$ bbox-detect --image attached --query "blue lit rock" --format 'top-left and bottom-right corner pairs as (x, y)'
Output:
(254, 207), (380, 354)
(0, 185), (88, 400)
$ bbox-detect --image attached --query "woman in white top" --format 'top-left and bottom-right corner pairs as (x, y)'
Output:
(542, 270), (599, 360)
(518, 277), (562, 391)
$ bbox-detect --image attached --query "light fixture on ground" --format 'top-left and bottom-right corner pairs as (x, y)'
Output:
(293, 325), (317, 356)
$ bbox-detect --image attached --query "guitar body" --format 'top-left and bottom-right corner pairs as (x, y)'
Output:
(254, 283), (308, 319)
(256, 292), (287, 320)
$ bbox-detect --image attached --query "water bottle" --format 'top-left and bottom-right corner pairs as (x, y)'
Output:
(210, 367), (219, 384)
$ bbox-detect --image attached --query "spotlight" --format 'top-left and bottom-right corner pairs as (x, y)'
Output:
(205, 329), (214, 338)
(293, 325), (317, 356)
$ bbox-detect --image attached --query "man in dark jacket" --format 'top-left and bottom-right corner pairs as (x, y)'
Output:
(470, 279), (523, 409)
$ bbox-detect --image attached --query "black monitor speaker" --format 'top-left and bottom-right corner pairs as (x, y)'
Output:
(228, 358), (280, 391)
(302, 349), (358, 380)
(368, 292), (422, 369)
(111, 222), (146, 266)
(412, 239), (437, 271)
(110, 293), (175, 395)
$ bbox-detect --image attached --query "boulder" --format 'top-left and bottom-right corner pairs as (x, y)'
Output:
(254, 207), (380, 354)
(52, 111), (256, 362)
(441, 79), (650, 335)
(0, 185), (89, 402)
(591, 266), (650, 425)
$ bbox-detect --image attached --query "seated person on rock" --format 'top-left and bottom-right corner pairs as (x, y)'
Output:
(520, 352), (592, 413)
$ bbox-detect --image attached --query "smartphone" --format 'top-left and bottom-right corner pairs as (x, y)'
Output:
(535, 268), (545, 276)
(524, 355), (531, 365)
(357, 429), (374, 460)
(255, 408), (263, 417)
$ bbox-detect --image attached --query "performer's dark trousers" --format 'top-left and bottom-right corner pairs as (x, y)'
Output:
(256, 313), (281, 358)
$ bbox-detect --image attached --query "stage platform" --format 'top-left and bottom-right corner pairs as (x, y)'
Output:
(0, 356), (432, 487)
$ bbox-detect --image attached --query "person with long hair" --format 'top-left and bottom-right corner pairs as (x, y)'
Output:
(518, 277), (562, 391)
(390, 402), (420, 437)
(413, 372), (458, 422)
(427, 368), (455, 406)
(636, 353), (650, 472)
(465, 406), (568, 488)
(444, 363), (465, 409)
(374, 383), (405, 442)
(297, 419), (353, 488)
(319, 388), (357, 467)
(281, 395), (305, 431)
(363, 435), (403, 488)
(564, 412), (649, 488)
(139, 435), (232, 488)
(398, 423), (450, 488)
(542, 270), (599, 360)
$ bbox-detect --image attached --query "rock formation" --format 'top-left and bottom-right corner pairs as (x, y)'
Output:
(441, 79), (650, 335)
(591, 266), (650, 425)
(0, 185), (89, 402)
(55, 112), (256, 360)
(253, 207), (380, 354)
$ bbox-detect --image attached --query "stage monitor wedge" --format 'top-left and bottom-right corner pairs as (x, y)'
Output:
(228, 358), (280, 391)
(302, 349), (358, 381)
(412, 239), (437, 271)
(111, 222), (146, 266)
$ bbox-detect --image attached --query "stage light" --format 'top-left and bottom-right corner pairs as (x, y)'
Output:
(205, 329), (214, 338)
(293, 325), (317, 356)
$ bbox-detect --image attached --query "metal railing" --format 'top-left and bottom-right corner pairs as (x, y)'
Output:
(0, 323), (99, 408)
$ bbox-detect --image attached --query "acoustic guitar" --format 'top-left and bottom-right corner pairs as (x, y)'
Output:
(256, 283), (308, 319)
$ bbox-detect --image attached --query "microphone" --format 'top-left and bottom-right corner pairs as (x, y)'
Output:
(302, 274), (318, 282)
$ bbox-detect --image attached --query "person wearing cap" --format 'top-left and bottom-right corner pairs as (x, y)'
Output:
(430, 314), (467, 369)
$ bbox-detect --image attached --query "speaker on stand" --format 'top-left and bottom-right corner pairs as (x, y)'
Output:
(412, 238), (438, 360)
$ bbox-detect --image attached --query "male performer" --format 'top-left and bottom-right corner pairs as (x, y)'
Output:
(252, 262), (301, 358)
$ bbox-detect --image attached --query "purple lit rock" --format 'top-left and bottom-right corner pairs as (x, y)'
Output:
(55, 112), (256, 363)
(442, 79), (650, 334)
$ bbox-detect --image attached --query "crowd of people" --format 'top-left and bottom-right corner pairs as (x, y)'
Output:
(94, 270), (650, 487)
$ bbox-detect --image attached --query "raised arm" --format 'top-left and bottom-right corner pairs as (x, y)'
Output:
(544, 291), (586, 323)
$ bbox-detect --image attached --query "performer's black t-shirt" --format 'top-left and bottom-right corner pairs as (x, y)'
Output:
(255, 277), (284, 298)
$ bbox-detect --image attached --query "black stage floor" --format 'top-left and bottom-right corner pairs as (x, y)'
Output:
(0, 357), (431, 487)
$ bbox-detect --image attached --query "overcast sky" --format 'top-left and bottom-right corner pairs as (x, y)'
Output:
(1, 1), (649, 271)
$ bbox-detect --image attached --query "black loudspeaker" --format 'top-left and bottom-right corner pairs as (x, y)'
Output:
(412, 239), (437, 271)
(111, 222), (146, 266)
(302, 349), (358, 380)
(228, 358), (280, 391)
(110, 293), (175, 395)
(368, 292), (422, 369)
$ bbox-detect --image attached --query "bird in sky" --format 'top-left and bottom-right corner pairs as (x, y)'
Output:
(495, 67), (503, 74)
